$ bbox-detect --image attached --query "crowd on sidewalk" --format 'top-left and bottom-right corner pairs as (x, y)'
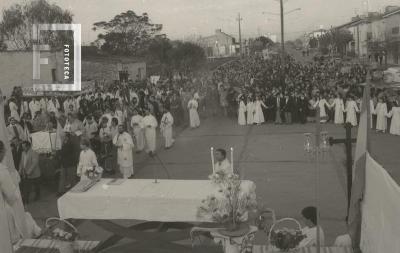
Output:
(213, 54), (400, 134)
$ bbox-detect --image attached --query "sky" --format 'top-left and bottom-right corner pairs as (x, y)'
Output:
(0, 0), (399, 43)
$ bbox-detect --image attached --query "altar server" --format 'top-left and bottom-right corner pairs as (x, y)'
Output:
(113, 125), (134, 178)
(298, 206), (325, 248)
(330, 94), (344, 124)
(375, 97), (388, 133)
(387, 101), (400, 135)
(9, 98), (20, 122)
(238, 95), (247, 126)
(77, 138), (98, 180)
(246, 97), (254, 125)
(188, 96), (200, 128)
(344, 96), (359, 126)
(253, 95), (267, 125)
(214, 148), (232, 174)
(142, 108), (158, 155)
(160, 107), (174, 149)
(130, 109), (145, 152)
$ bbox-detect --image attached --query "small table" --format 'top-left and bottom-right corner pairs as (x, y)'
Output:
(211, 225), (258, 253)
(58, 179), (256, 252)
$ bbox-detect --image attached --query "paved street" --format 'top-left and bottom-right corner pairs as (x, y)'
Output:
(27, 116), (376, 252)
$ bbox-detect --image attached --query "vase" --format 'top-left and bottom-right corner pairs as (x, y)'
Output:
(56, 241), (75, 253)
(218, 222), (250, 237)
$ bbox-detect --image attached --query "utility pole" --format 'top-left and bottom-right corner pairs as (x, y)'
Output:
(280, 0), (285, 87)
(237, 13), (243, 57)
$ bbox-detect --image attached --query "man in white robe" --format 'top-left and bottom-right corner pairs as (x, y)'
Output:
(130, 109), (145, 152)
(160, 108), (174, 149)
(113, 125), (134, 178)
(142, 109), (158, 155)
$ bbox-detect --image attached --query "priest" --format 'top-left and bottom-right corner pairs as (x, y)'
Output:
(113, 124), (134, 178)
(142, 108), (158, 155)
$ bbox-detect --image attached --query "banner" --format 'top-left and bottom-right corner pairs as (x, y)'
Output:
(360, 153), (400, 253)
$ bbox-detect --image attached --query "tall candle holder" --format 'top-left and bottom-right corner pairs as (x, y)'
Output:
(303, 128), (329, 253)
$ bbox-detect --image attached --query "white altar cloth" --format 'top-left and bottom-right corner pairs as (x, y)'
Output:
(58, 179), (256, 222)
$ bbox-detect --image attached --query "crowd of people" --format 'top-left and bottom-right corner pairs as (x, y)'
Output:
(3, 51), (400, 250)
(2, 77), (220, 198)
(212, 54), (400, 134)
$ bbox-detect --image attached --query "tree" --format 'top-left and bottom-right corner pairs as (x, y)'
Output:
(294, 38), (303, 48)
(0, 0), (73, 50)
(93, 11), (162, 55)
(167, 41), (206, 75)
(318, 29), (353, 55)
(249, 36), (274, 54)
(309, 37), (318, 48)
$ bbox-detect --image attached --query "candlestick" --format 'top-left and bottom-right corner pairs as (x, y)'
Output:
(211, 147), (215, 174)
(230, 147), (234, 174)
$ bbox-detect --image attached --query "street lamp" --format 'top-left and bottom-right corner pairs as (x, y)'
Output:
(303, 110), (329, 253)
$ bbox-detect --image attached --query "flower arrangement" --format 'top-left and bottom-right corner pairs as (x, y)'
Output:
(199, 172), (257, 231)
(208, 169), (229, 185)
(84, 166), (103, 181)
(269, 218), (306, 252)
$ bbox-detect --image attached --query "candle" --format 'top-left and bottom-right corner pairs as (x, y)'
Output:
(230, 147), (234, 174)
(211, 147), (215, 174)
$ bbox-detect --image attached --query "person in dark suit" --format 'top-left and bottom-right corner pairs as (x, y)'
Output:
(275, 92), (285, 124)
(19, 141), (41, 204)
(298, 93), (309, 124)
(283, 93), (294, 124)
(266, 92), (276, 122)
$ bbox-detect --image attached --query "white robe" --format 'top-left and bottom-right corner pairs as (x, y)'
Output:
(142, 115), (158, 153)
(113, 132), (134, 178)
(0, 165), (17, 253)
(160, 112), (174, 148)
(332, 98), (344, 124)
(314, 99), (329, 122)
(387, 107), (400, 135)
(29, 101), (41, 119)
(253, 100), (265, 124)
(238, 101), (247, 126)
(298, 226), (325, 248)
(214, 159), (232, 174)
(188, 99), (200, 128)
(375, 102), (387, 131)
(246, 102), (254, 125)
(77, 149), (98, 180)
(345, 100), (359, 126)
(131, 115), (145, 151)
(9, 101), (20, 122)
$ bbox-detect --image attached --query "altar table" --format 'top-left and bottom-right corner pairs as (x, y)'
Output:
(57, 179), (256, 252)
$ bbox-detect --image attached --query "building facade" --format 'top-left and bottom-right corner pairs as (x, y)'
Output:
(0, 51), (64, 96)
(197, 29), (238, 58)
(383, 9), (400, 64)
(81, 55), (146, 82)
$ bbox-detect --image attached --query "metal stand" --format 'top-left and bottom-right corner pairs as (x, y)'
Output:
(328, 123), (356, 217)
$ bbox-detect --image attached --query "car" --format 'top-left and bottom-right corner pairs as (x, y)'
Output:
(383, 67), (400, 83)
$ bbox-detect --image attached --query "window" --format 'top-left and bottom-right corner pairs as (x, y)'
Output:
(392, 27), (399, 34)
(51, 68), (57, 82)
